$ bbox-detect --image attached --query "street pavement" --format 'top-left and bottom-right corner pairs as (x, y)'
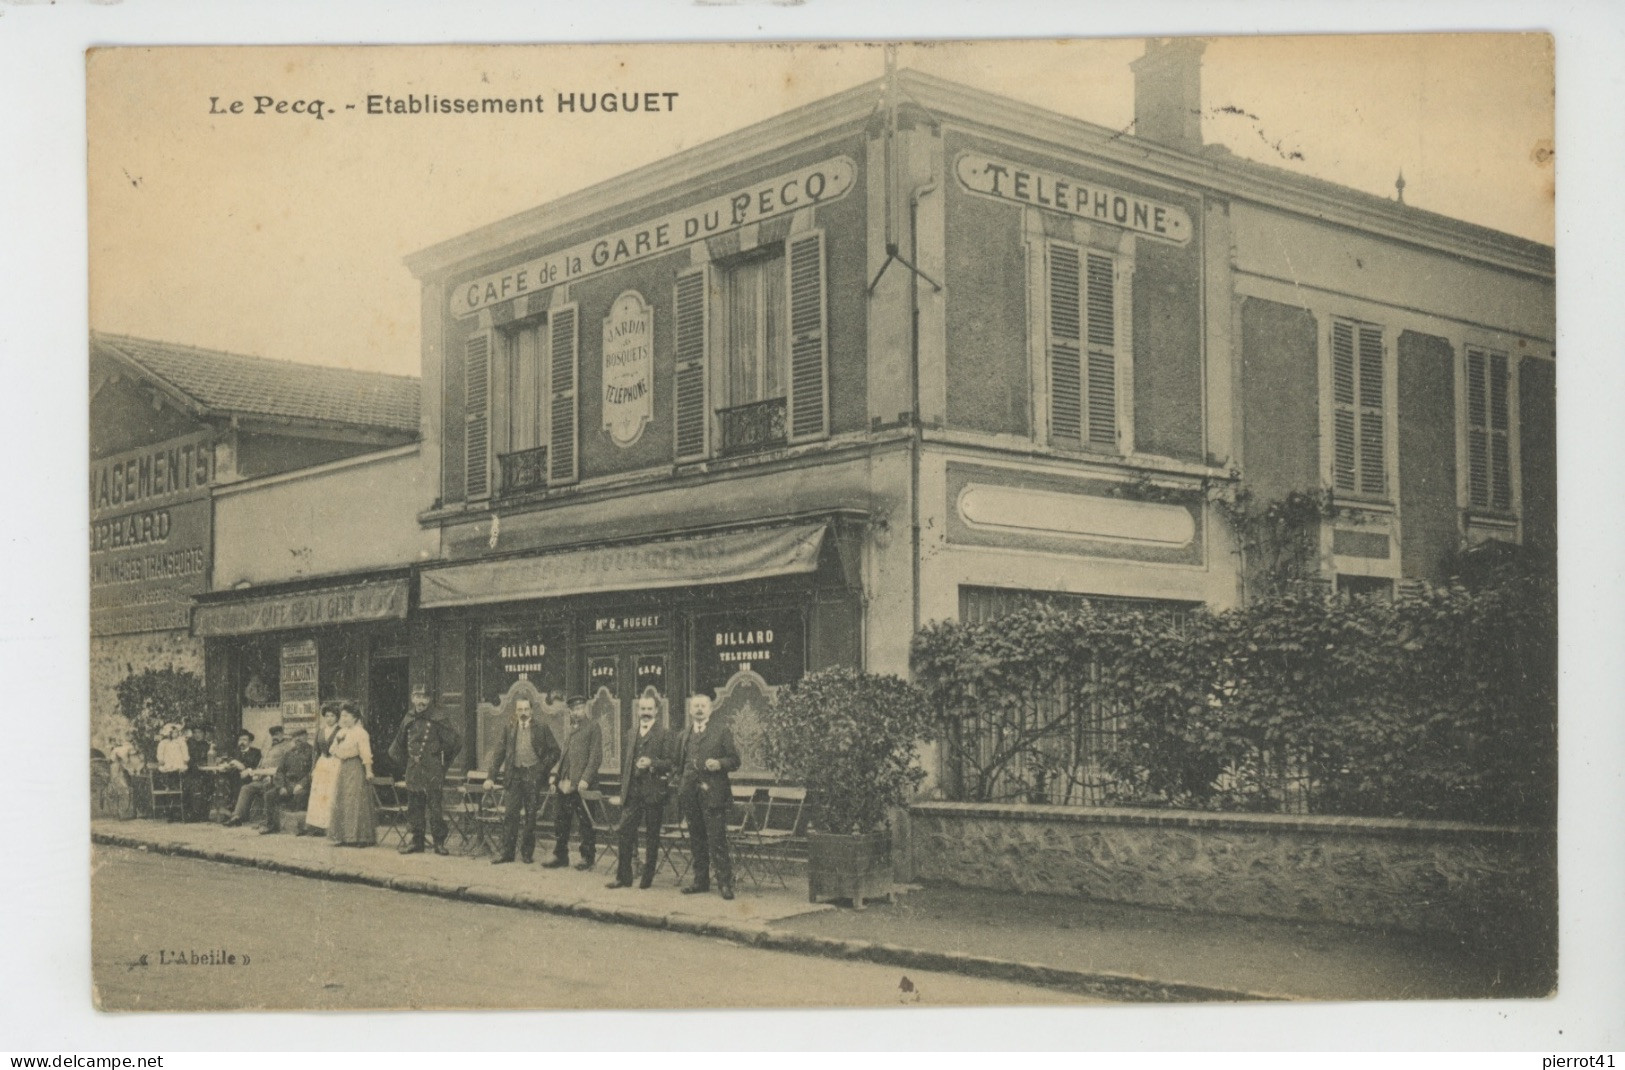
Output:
(92, 845), (1096, 1011)
(91, 818), (1542, 1005)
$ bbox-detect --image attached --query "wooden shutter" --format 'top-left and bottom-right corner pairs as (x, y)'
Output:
(787, 231), (829, 441)
(1332, 319), (1386, 497)
(1356, 324), (1385, 496)
(1046, 241), (1083, 443)
(1489, 351), (1511, 510)
(1331, 320), (1357, 493)
(1467, 347), (1512, 510)
(674, 269), (709, 460)
(464, 332), (492, 500)
(1084, 252), (1118, 448)
(548, 305), (579, 486)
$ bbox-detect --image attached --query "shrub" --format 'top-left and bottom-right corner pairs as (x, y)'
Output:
(760, 667), (935, 835)
(115, 665), (208, 761)
(911, 566), (1556, 825)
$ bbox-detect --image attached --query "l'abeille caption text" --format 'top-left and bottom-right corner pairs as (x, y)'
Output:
(208, 91), (680, 122)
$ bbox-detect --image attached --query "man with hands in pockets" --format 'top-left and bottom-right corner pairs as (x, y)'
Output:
(485, 696), (562, 865)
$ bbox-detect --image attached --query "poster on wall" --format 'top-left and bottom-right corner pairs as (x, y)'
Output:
(278, 638), (319, 725)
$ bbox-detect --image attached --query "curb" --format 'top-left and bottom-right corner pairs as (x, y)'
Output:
(93, 830), (1286, 1003)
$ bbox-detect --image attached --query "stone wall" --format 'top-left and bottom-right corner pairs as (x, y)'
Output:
(908, 802), (1555, 946)
(89, 629), (205, 751)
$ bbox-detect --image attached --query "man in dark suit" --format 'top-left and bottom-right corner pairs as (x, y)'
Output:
(389, 687), (462, 856)
(485, 696), (562, 865)
(226, 730), (262, 776)
(606, 696), (674, 890)
(676, 694), (742, 900)
(260, 727), (315, 835)
(543, 695), (602, 871)
(182, 723), (215, 822)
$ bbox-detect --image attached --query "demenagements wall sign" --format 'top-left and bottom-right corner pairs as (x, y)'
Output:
(455, 157), (855, 318)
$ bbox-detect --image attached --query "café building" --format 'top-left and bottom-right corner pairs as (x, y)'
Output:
(399, 48), (1554, 785)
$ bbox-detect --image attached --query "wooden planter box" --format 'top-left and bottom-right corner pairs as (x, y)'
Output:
(806, 829), (897, 909)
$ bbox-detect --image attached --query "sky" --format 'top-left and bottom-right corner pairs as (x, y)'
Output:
(87, 36), (1555, 379)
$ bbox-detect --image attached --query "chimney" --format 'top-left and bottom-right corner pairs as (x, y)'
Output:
(1130, 38), (1206, 153)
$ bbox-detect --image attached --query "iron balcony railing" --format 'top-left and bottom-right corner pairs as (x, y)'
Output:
(717, 397), (788, 457)
(496, 445), (548, 496)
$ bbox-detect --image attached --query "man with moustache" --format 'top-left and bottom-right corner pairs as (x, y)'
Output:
(675, 694), (741, 901)
(484, 696), (562, 865)
(605, 696), (674, 890)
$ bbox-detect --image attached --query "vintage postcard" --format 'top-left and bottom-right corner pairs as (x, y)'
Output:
(86, 37), (1557, 1014)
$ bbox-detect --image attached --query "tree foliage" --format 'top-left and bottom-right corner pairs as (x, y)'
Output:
(760, 667), (935, 835)
(911, 555), (1555, 826)
(115, 665), (208, 760)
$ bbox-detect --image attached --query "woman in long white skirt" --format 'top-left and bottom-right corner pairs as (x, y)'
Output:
(302, 703), (342, 836)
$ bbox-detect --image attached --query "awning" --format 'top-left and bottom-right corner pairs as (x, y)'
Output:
(192, 577), (410, 637)
(419, 523), (828, 610)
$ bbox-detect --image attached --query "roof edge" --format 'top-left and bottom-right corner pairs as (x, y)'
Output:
(402, 75), (887, 280)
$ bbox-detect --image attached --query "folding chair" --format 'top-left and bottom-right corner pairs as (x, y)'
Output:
(148, 771), (186, 822)
(726, 786), (767, 890)
(475, 779), (508, 857)
(750, 786), (808, 887)
(580, 790), (620, 874)
(447, 772), (486, 854)
(369, 777), (410, 847)
(91, 758), (112, 819)
(657, 794), (691, 881)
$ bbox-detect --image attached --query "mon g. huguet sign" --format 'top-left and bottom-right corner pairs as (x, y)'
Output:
(455, 157), (856, 318)
(955, 153), (1192, 245)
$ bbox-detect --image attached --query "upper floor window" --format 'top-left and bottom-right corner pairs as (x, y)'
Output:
(1330, 317), (1387, 499)
(1032, 234), (1133, 454)
(462, 304), (578, 501)
(1465, 345), (1512, 512)
(674, 230), (827, 461)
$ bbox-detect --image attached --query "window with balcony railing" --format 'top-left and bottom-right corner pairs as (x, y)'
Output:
(496, 444), (549, 496)
(717, 396), (787, 456)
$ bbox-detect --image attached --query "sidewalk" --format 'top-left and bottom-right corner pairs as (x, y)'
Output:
(90, 818), (1534, 1003)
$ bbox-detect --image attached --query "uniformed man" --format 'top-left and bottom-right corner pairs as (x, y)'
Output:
(388, 686), (461, 855)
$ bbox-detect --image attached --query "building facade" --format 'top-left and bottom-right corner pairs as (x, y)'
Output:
(157, 47), (1552, 792)
(395, 52), (1553, 784)
(89, 332), (420, 750)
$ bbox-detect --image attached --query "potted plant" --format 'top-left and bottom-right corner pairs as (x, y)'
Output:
(760, 667), (934, 907)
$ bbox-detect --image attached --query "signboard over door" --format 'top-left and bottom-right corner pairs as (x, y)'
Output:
(481, 626), (568, 707)
(691, 607), (805, 697)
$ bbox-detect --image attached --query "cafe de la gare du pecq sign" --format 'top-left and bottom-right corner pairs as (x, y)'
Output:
(955, 153), (1192, 245)
(454, 157), (856, 318)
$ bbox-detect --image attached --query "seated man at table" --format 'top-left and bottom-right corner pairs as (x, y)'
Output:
(223, 725), (288, 827)
(259, 728), (316, 835)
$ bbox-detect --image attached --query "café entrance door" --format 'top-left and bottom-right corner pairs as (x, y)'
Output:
(582, 642), (672, 789)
